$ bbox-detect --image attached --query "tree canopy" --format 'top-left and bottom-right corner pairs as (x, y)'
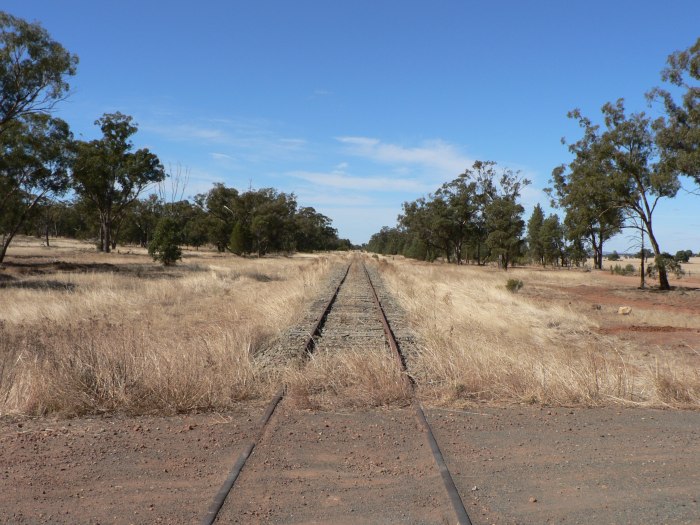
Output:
(0, 11), (77, 135)
(71, 112), (165, 252)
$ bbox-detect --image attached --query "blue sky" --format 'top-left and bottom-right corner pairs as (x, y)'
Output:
(6, 1), (700, 250)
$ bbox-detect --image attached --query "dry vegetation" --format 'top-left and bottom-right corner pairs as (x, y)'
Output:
(3, 237), (698, 418)
(285, 347), (411, 410)
(375, 256), (700, 408)
(0, 237), (341, 417)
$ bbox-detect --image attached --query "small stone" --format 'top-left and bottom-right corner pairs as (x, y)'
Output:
(529, 497), (538, 503)
(618, 306), (632, 315)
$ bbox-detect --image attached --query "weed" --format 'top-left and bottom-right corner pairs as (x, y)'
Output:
(505, 278), (524, 293)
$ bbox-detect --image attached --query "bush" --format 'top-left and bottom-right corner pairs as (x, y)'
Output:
(610, 263), (635, 276)
(505, 278), (523, 293)
(647, 254), (684, 279)
(674, 250), (693, 263)
(148, 217), (183, 265)
(607, 251), (621, 261)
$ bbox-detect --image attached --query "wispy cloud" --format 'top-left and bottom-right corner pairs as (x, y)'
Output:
(289, 170), (430, 192)
(336, 136), (472, 178)
(210, 152), (234, 161)
(142, 117), (309, 163)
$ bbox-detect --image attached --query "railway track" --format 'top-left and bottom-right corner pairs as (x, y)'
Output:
(202, 256), (472, 524)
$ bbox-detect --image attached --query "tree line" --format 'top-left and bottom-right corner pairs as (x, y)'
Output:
(0, 12), (350, 265)
(367, 160), (531, 270)
(368, 37), (700, 290)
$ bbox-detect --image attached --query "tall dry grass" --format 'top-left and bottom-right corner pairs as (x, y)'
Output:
(374, 257), (700, 408)
(285, 348), (412, 409)
(0, 239), (342, 416)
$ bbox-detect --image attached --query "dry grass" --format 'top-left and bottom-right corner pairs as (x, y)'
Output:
(374, 257), (700, 408)
(0, 237), (342, 416)
(285, 347), (412, 410)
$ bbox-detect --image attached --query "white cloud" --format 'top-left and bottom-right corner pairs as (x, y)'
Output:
(336, 136), (472, 178)
(289, 170), (430, 193)
(143, 117), (309, 163)
(210, 152), (234, 160)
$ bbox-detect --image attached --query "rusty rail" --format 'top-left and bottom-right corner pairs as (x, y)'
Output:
(202, 259), (472, 524)
(362, 263), (473, 525)
(200, 262), (351, 525)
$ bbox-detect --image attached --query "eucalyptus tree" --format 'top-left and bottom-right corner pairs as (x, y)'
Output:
(0, 114), (72, 263)
(294, 206), (338, 252)
(484, 165), (530, 270)
(0, 11), (77, 135)
(399, 197), (445, 261)
(601, 99), (679, 290)
(71, 112), (165, 252)
(195, 183), (239, 251)
(549, 110), (623, 269)
(484, 196), (525, 271)
(434, 174), (479, 264)
(247, 189), (297, 256)
(649, 37), (700, 188)
(526, 204), (545, 265)
(540, 213), (566, 267)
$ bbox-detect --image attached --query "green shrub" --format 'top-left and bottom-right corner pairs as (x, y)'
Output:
(610, 263), (635, 276)
(505, 278), (523, 293)
(647, 254), (685, 278)
(148, 217), (183, 266)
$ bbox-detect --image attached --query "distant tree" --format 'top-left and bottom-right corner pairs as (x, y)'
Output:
(399, 198), (444, 260)
(484, 166), (529, 271)
(0, 114), (72, 263)
(335, 239), (353, 251)
(434, 174), (479, 264)
(636, 248), (653, 260)
(0, 12), (78, 135)
(527, 204), (545, 265)
(294, 206), (337, 251)
(608, 250), (621, 261)
(565, 235), (589, 267)
(195, 183), (239, 251)
(366, 226), (408, 256)
(549, 110), (623, 270)
(540, 213), (565, 266)
(485, 196), (525, 271)
(674, 249), (693, 263)
(246, 189), (296, 256)
(119, 193), (162, 247)
(229, 221), (252, 255)
(72, 113), (165, 253)
(601, 100), (679, 290)
(148, 216), (182, 265)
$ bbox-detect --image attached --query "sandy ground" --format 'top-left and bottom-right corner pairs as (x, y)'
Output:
(2, 259), (700, 524)
(2, 405), (698, 524)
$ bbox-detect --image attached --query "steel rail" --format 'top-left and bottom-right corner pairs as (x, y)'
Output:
(362, 263), (473, 525)
(200, 262), (351, 525)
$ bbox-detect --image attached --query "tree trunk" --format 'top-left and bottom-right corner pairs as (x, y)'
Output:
(0, 236), (12, 264)
(100, 216), (112, 253)
(646, 226), (670, 290)
(639, 230), (646, 289)
(589, 235), (601, 269)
